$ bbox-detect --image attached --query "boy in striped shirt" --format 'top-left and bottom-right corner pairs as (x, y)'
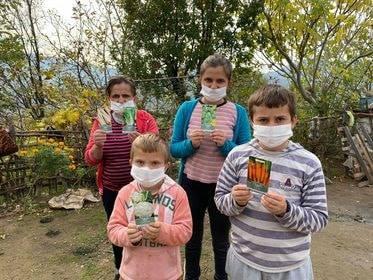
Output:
(215, 84), (328, 279)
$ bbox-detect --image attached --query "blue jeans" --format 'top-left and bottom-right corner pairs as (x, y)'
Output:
(181, 174), (230, 280)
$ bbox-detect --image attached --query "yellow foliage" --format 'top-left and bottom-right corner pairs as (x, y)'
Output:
(82, 89), (92, 98)
(36, 122), (45, 129)
(51, 108), (81, 129)
(68, 164), (76, 170)
(51, 111), (68, 128)
(64, 147), (74, 153)
(18, 150), (28, 156)
(66, 110), (80, 124)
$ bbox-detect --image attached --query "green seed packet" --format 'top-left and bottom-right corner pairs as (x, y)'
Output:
(100, 124), (112, 133)
(201, 104), (216, 132)
(123, 107), (136, 132)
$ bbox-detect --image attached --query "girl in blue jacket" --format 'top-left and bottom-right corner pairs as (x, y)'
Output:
(170, 54), (251, 280)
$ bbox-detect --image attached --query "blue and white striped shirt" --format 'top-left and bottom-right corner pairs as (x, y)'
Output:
(215, 139), (328, 273)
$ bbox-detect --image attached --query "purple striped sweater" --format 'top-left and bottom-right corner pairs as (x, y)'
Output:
(102, 120), (132, 191)
(214, 139), (328, 273)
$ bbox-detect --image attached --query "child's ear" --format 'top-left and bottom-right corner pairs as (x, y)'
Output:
(165, 161), (171, 170)
(291, 116), (298, 128)
(129, 159), (133, 165)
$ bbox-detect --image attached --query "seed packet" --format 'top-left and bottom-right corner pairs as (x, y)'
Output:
(97, 107), (112, 133)
(122, 107), (136, 132)
(247, 156), (272, 194)
(201, 104), (216, 132)
(100, 124), (112, 133)
(131, 190), (155, 226)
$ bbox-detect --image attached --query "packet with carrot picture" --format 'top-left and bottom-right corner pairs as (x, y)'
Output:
(247, 156), (272, 194)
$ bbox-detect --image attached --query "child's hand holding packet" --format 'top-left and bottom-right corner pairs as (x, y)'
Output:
(232, 185), (252, 206)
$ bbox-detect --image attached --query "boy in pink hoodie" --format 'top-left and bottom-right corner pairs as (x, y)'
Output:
(107, 133), (193, 280)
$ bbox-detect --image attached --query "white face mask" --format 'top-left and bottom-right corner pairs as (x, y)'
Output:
(110, 101), (125, 113)
(123, 100), (136, 108)
(110, 100), (136, 124)
(253, 124), (293, 148)
(200, 84), (227, 103)
(130, 165), (166, 189)
(110, 100), (135, 113)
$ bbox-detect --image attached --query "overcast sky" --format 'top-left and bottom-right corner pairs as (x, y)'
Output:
(43, 0), (75, 22)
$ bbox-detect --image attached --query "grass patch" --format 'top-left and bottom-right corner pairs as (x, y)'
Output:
(80, 261), (111, 280)
(73, 245), (96, 256)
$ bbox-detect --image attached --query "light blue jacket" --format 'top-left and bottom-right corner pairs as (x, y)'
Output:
(170, 98), (251, 182)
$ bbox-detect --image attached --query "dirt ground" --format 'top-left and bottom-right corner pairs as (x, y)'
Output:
(0, 176), (372, 280)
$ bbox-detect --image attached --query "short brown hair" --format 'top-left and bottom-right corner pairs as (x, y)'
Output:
(130, 133), (170, 163)
(105, 75), (136, 96)
(248, 84), (296, 120)
(200, 54), (233, 81)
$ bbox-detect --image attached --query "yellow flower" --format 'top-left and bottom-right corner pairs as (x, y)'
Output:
(68, 155), (74, 160)
(58, 141), (65, 147)
(69, 164), (76, 170)
(55, 147), (62, 154)
(36, 122), (45, 129)
(48, 138), (55, 143)
(66, 110), (80, 124)
(65, 147), (74, 153)
(19, 150), (28, 156)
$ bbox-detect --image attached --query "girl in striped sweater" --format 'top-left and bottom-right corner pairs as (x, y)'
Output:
(170, 54), (251, 280)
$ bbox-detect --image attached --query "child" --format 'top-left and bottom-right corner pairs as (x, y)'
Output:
(85, 76), (158, 278)
(107, 133), (192, 280)
(170, 54), (251, 280)
(215, 84), (328, 279)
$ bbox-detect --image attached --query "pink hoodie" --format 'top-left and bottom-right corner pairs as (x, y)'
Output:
(107, 175), (192, 280)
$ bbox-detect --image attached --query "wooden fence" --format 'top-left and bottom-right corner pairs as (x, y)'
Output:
(1, 115), (372, 198)
(0, 130), (90, 197)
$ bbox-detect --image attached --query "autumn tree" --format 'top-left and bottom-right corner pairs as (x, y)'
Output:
(40, 1), (113, 89)
(100, 0), (262, 102)
(0, 0), (49, 121)
(249, 0), (372, 115)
